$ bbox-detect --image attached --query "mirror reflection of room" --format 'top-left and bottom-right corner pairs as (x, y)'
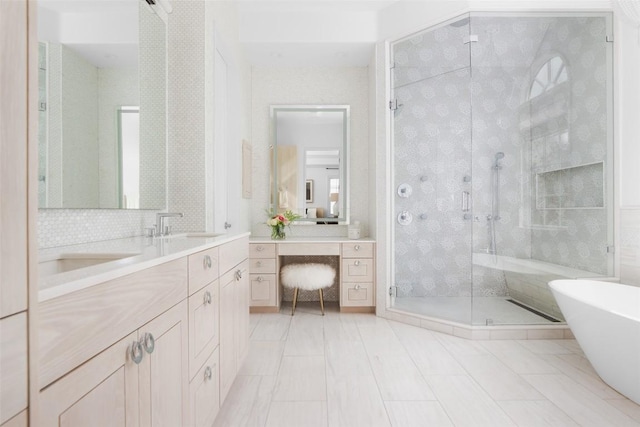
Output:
(37, 1), (166, 210)
(272, 107), (348, 224)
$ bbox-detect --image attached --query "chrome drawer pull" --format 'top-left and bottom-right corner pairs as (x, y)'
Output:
(355, 284), (361, 291)
(256, 246), (264, 252)
(257, 276), (263, 282)
(256, 261), (262, 267)
(204, 366), (212, 381)
(142, 333), (155, 354)
(129, 341), (144, 364)
(203, 255), (212, 269)
(354, 260), (361, 266)
(203, 291), (212, 305)
(354, 245), (360, 251)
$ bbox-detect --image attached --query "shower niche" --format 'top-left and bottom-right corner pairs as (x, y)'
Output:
(389, 12), (614, 326)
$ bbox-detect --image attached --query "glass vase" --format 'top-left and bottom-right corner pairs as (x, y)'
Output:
(271, 224), (286, 240)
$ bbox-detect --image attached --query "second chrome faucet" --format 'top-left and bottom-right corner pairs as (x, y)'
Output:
(155, 212), (183, 236)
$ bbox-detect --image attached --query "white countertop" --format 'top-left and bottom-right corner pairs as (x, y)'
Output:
(38, 232), (251, 302)
(249, 236), (376, 244)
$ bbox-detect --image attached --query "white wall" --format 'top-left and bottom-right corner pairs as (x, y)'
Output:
(250, 67), (370, 237)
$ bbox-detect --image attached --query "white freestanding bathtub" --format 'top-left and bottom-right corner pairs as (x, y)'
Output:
(549, 279), (640, 405)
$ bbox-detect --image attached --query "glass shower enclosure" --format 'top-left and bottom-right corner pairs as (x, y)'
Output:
(390, 12), (614, 326)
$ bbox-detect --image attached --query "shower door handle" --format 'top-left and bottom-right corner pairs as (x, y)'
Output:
(461, 191), (470, 212)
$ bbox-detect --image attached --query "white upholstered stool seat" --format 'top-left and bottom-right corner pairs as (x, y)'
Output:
(280, 263), (336, 315)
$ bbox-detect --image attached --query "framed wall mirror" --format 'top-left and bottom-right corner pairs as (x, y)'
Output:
(37, 0), (167, 209)
(270, 105), (350, 224)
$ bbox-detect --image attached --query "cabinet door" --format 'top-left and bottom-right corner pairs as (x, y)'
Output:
(236, 260), (250, 367)
(219, 269), (237, 404)
(39, 332), (139, 427)
(249, 274), (277, 307)
(138, 301), (189, 427)
(189, 347), (219, 427)
(188, 280), (219, 380)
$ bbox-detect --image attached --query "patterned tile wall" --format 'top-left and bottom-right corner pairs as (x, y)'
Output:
(38, 209), (157, 249)
(139, 4), (167, 210)
(250, 67), (370, 238)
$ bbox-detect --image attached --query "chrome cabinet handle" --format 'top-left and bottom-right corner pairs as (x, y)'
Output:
(129, 340), (144, 364)
(142, 333), (155, 354)
(256, 246), (264, 252)
(204, 366), (212, 381)
(235, 268), (247, 281)
(354, 260), (361, 266)
(257, 276), (263, 282)
(203, 255), (212, 269)
(354, 284), (361, 290)
(203, 290), (212, 305)
(354, 245), (360, 251)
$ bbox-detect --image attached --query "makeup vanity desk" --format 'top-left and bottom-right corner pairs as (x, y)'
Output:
(248, 237), (376, 313)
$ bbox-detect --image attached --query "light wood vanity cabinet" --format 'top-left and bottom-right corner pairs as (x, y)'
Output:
(37, 234), (250, 427)
(248, 239), (376, 313)
(39, 301), (189, 427)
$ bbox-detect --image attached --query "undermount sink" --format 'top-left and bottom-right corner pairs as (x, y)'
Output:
(39, 252), (140, 277)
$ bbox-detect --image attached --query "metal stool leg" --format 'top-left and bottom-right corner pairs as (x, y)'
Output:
(319, 289), (325, 316)
(291, 288), (299, 316)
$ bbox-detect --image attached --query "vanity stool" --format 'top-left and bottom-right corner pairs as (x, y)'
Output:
(280, 263), (336, 315)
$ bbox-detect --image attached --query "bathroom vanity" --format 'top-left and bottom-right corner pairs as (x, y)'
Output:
(36, 233), (250, 427)
(249, 237), (376, 313)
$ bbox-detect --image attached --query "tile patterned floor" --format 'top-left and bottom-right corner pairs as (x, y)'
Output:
(213, 304), (640, 427)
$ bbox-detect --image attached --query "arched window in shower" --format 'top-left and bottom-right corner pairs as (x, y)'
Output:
(529, 56), (568, 99)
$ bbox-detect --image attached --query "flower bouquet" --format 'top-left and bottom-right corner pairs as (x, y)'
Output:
(266, 210), (300, 240)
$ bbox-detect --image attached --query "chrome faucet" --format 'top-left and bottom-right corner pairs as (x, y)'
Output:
(155, 212), (183, 236)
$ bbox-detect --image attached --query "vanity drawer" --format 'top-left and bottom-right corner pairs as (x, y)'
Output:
(249, 274), (277, 307)
(342, 258), (374, 282)
(250, 258), (276, 274)
(188, 247), (219, 295)
(249, 243), (276, 259)
(188, 280), (219, 380)
(278, 243), (340, 256)
(341, 282), (374, 307)
(342, 242), (373, 258)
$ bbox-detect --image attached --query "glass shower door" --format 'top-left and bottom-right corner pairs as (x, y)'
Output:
(390, 15), (475, 324)
(468, 13), (614, 325)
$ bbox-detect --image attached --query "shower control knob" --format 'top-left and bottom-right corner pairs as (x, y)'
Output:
(397, 211), (413, 225)
(397, 183), (413, 198)
(419, 214), (427, 220)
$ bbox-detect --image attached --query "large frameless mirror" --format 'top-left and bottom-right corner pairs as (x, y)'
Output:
(270, 105), (350, 224)
(37, 0), (167, 209)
